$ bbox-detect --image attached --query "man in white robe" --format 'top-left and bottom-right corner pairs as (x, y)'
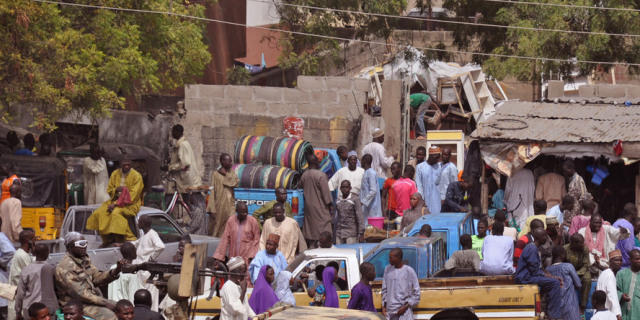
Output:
(361, 128), (394, 179)
(82, 143), (110, 205)
(108, 242), (144, 303)
(133, 215), (165, 311)
(438, 148), (458, 202)
(220, 257), (254, 320)
(504, 167), (535, 229)
(596, 249), (623, 319)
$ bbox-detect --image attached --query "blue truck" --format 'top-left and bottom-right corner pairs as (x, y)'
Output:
(234, 148), (342, 227)
(406, 212), (476, 259)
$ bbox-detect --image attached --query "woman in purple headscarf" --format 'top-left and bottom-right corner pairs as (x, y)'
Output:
(323, 266), (339, 308)
(249, 265), (279, 314)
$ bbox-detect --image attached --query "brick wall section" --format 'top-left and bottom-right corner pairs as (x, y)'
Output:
(183, 76), (370, 182)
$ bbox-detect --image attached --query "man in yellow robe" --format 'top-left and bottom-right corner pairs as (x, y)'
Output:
(206, 153), (238, 237)
(87, 159), (144, 246)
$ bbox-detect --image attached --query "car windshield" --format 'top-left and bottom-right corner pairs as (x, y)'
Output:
(72, 210), (97, 235)
(147, 215), (182, 243)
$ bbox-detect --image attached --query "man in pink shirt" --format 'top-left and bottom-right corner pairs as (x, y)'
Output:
(392, 166), (418, 216)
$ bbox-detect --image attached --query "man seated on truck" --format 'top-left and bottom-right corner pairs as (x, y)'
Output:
(445, 234), (480, 273)
(480, 222), (515, 275)
(252, 188), (293, 225)
(514, 219), (545, 266)
(86, 159), (144, 246)
(515, 228), (563, 319)
(55, 232), (126, 320)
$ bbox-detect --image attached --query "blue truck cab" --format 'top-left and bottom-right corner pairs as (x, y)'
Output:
(406, 213), (475, 259)
(234, 148), (342, 227)
(361, 236), (446, 280)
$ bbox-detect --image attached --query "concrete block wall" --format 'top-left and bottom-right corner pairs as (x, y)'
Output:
(183, 76), (370, 182)
(548, 83), (640, 100)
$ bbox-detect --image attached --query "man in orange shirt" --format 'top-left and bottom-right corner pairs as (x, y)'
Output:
(0, 164), (19, 204)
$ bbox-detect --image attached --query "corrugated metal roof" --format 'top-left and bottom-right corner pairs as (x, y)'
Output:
(471, 101), (640, 143)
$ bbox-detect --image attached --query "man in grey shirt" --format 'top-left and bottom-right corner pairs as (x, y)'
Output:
(15, 243), (58, 319)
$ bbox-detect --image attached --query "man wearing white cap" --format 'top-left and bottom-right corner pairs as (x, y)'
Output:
(361, 128), (395, 179)
(220, 257), (255, 320)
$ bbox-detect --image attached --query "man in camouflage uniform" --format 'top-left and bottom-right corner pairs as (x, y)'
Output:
(54, 232), (125, 320)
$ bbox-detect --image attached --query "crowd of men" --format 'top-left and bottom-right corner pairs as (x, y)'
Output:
(3, 125), (640, 320)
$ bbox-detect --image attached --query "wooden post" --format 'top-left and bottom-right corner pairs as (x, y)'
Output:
(481, 163), (488, 215)
(636, 174), (640, 217)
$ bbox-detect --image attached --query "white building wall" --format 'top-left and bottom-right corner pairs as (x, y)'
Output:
(246, 0), (280, 27)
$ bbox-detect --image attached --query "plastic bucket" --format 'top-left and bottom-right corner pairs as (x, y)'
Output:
(368, 217), (384, 229)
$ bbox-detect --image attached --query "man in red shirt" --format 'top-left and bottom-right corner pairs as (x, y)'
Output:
(392, 166), (418, 216)
(382, 162), (402, 220)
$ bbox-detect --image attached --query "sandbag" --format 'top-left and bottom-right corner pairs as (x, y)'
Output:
(234, 135), (313, 171)
(233, 164), (300, 189)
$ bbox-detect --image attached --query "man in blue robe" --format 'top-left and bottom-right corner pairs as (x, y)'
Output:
(515, 228), (563, 319)
(416, 146), (442, 214)
(249, 233), (288, 284)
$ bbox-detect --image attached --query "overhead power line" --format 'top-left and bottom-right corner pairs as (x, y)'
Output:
(30, 0), (640, 67)
(484, 0), (640, 13)
(249, 0), (640, 38)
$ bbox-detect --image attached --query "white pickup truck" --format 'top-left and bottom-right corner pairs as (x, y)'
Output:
(45, 205), (219, 270)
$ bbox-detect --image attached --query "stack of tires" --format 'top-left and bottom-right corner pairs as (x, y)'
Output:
(233, 135), (314, 189)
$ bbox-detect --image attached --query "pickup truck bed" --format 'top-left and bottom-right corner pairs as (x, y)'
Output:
(46, 205), (219, 270)
(190, 246), (539, 319)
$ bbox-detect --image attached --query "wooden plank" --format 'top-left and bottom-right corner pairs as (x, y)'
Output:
(382, 80), (403, 170)
(374, 73), (383, 105)
(481, 164), (488, 215)
(178, 243), (206, 297)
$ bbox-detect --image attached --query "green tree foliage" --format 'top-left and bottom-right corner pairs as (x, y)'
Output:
(0, 0), (211, 131)
(276, 0), (407, 75)
(226, 66), (251, 85)
(443, 0), (640, 81)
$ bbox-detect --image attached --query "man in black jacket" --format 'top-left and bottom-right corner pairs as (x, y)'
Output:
(133, 289), (164, 320)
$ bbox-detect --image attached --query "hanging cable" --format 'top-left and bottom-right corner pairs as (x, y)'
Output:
(248, 0), (640, 38)
(30, 0), (640, 67)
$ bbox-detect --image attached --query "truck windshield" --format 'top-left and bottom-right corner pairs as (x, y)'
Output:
(287, 253), (310, 272)
(367, 248), (417, 279)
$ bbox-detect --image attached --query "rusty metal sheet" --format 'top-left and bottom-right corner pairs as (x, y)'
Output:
(471, 101), (640, 143)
